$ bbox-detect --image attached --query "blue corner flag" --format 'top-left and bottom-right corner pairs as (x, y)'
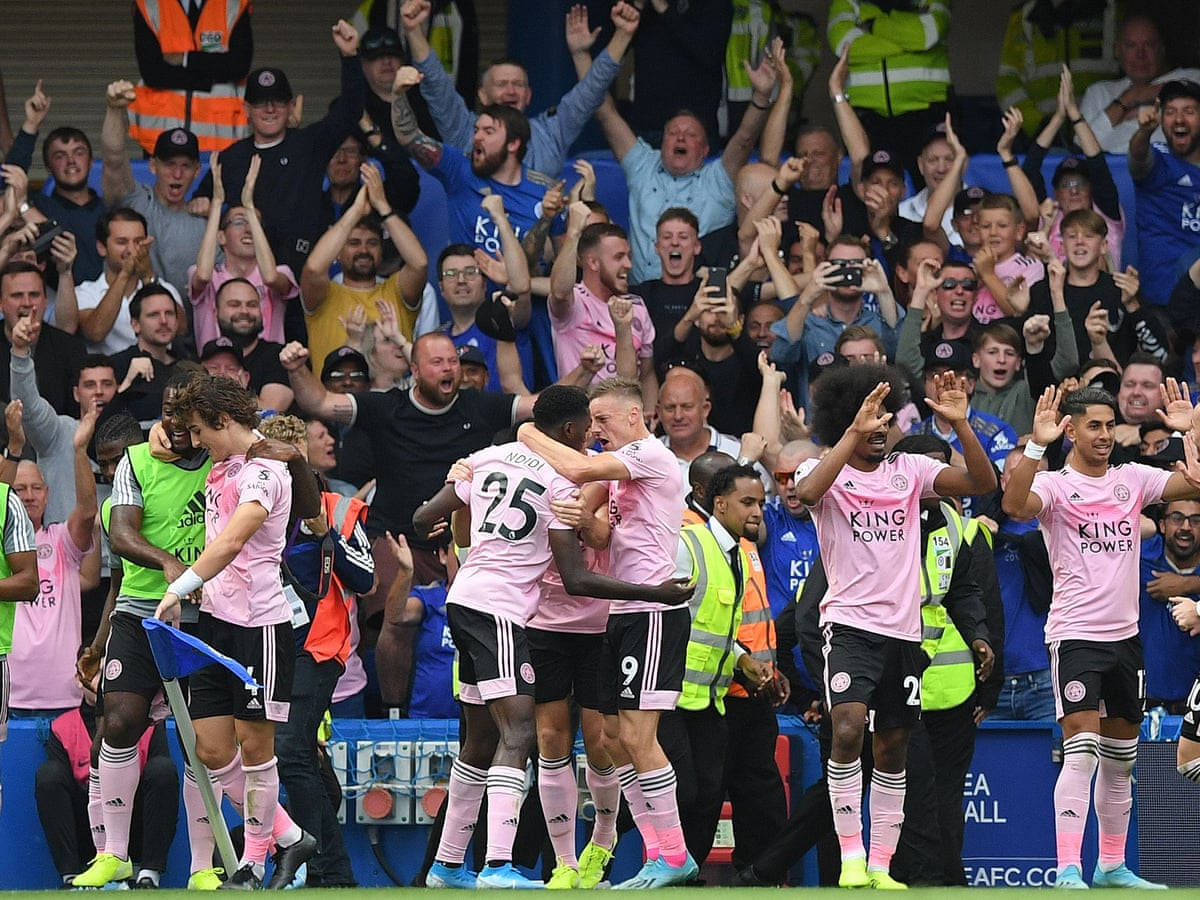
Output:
(142, 618), (262, 687)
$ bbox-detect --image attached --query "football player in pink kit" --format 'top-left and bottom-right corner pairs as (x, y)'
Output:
(517, 377), (697, 890)
(794, 364), (996, 890)
(530, 487), (619, 890)
(154, 374), (316, 890)
(412, 385), (691, 890)
(1001, 384), (1200, 889)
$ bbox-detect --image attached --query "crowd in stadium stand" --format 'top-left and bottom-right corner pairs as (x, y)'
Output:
(2, 0), (1200, 891)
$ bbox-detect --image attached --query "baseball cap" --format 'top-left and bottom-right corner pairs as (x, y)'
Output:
(153, 128), (199, 162)
(1051, 156), (1091, 188)
(919, 122), (950, 152)
(321, 346), (370, 381)
(953, 186), (986, 218)
(245, 68), (294, 105)
(1159, 79), (1200, 106)
(923, 340), (972, 374)
(360, 27), (404, 61)
(809, 350), (846, 382)
(457, 345), (488, 369)
(472, 292), (517, 343)
(861, 148), (905, 181)
(200, 337), (245, 367)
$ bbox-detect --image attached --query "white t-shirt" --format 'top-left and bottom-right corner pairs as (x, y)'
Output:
(75, 273), (183, 355)
(1080, 69), (1200, 154)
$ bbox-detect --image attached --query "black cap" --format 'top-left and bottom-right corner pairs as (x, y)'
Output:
(472, 292), (517, 343)
(360, 27), (404, 61)
(320, 346), (370, 381)
(245, 68), (294, 105)
(861, 148), (905, 181)
(953, 185), (986, 218)
(457, 345), (488, 369)
(153, 128), (199, 162)
(920, 121), (950, 152)
(1084, 368), (1121, 395)
(1051, 156), (1090, 188)
(1159, 79), (1200, 106)
(200, 337), (245, 367)
(923, 340), (972, 374)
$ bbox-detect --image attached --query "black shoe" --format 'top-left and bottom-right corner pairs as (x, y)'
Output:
(266, 831), (317, 890)
(734, 865), (776, 887)
(132, 877), (159, 889)
(220, 864), (263, 891)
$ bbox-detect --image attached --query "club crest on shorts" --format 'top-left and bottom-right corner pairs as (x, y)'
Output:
(1064, 680), (1086, 703)
(520, 662), (535, 684)
(105, 658), (123, 681)
(830, 671), (851, 693)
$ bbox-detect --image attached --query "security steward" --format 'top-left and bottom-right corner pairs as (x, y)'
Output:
(659, 463), (775, 868)
(681, 451), (790, 873)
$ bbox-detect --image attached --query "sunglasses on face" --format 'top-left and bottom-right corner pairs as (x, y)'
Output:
(773, 471), (796, 484)
(940, 278), (978, 291)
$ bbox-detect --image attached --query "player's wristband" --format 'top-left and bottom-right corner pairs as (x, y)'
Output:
(1023, 441), (1047, 461)
(167, 567), (204, 598)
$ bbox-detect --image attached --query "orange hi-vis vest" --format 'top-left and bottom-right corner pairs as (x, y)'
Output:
(682, 506), (775, 698)
(129, 0), (250, 154)
(302, 492), (369, 667)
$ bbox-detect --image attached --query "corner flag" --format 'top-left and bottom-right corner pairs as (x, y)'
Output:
(142, 617), (262, 686)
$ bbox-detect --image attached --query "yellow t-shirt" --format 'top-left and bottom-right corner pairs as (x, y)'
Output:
(305, 276), (418, 373)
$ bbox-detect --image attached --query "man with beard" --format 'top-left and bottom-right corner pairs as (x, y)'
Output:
(300, 163), (428, 370)
(108, 285), (184, 426)
(1139, 500), (1200, 712)
(100, 82), (206, 294)
(548, 217), (657, 409)
(189, 152), (299, 351)
(401, 0), (635, 180)
(659, 280), (761, 436)
(282, 331), (537, 580)
(1130, 79), (1200, 306)
(1001, 385), (1200, 889)
(769, 235), (901, 407)
(212, 278), (292, 411)
(390, 67), (565, 256)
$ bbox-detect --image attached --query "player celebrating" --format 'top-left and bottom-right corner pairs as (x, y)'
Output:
(517, 378), (694, 889)
(1001, 385), (1198, 889)
(154, 374), (315, 890)
(412, 385), (691, 889)
(794, 364), (996, 889)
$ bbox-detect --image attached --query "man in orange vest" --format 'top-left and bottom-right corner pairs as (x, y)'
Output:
(257, 414), (374, 888)
(130, 0), (253, 154)
(681, 451), (790, 872)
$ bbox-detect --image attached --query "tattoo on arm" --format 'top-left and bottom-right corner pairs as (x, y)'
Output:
(330, 394), (356, 425)
(522, 216), (555, 269)
(392, 95), (443, 169)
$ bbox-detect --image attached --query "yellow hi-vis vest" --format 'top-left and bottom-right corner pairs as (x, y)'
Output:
(827, 0), (950, 116)
(919, 502), (981, 711)
(678, 522), (748, 714)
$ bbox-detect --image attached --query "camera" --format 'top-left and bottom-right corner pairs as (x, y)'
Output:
(828, 260), (863, 288)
